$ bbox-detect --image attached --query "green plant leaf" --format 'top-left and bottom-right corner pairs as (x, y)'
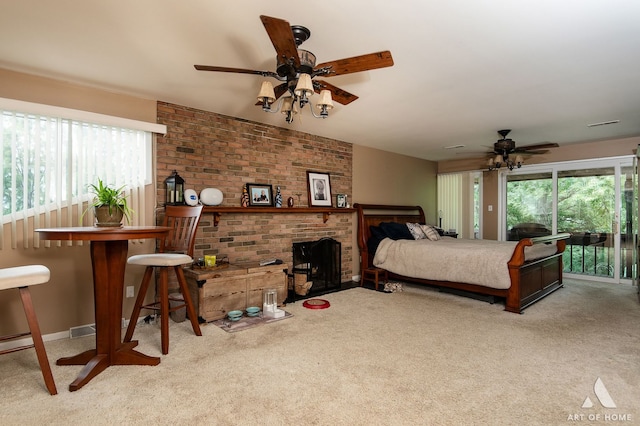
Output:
(80, 178), (134, 224)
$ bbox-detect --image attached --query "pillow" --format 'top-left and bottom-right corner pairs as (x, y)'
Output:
(420, 224), (441, 241)
(406, 222), (427, 240)
(379, 222), (415, 240)
(367, 225), (388, 254)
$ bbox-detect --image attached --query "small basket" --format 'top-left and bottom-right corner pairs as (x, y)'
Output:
(295, 276), (313, 296)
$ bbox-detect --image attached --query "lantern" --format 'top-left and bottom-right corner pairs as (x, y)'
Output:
(164, 170), (185, 205)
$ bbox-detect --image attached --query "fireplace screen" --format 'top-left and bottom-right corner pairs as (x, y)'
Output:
(292, 237), (341, 295)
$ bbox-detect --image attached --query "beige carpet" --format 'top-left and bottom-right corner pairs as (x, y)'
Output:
(1, 279), (639, 425)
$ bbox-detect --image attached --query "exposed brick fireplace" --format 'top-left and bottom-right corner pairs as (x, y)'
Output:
(155, 101), (355, 283)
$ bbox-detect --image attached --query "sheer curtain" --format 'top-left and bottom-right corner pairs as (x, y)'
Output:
(437, 172), (477, 238)
(1, 99), (165, 249)
(437, 173), (463, 234)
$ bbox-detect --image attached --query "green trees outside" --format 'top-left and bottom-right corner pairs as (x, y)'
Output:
(506, 169), (636, 278)
(2, 114), (48, 216)
(506, 176), (553, 231)
(506, 172), (617, 233)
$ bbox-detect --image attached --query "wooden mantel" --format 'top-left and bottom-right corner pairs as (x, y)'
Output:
(201, 206), (356, 226)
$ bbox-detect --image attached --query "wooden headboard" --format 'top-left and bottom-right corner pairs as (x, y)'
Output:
(353, 204), (425, 273)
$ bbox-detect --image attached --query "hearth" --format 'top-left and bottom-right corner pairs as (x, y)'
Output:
(292, 238), (341, 298)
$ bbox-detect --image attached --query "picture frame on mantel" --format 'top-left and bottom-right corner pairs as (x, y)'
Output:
(247, 183), (274, 207)
(307, 171), (332, 207)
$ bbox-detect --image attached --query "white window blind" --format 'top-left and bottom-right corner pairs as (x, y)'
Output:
(437, 172), (480, 239)
(437, 173), (463, 235)
(1, 102), (161, 249)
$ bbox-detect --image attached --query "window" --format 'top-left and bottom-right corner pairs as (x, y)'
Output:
(1, 98), (166, 249)
(437, 172), (480, 238)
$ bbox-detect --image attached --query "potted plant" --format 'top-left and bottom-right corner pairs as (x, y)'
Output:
(81, 179), (133, 227)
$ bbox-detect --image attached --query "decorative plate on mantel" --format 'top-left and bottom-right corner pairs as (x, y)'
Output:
(200, 188), (223, 205)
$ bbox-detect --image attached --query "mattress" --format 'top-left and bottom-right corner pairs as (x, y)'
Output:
(372, 237), (558, 290)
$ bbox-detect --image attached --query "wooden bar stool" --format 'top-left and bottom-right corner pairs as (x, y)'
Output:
(124, 205), (203, 355)
(0, 265), (57, 395)
(361, 267), (388, 291)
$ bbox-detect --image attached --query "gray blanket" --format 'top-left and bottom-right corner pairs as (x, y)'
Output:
(373, 237), (557, 290)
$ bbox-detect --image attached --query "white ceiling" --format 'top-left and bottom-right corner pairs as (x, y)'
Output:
(1, 0), (639, 161)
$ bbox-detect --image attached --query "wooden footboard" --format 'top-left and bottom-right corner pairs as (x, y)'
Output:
(505, 233), (569, 313)
(354, 203), (570, 313)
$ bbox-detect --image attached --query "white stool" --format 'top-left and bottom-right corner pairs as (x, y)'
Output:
(0, 265), (57, 395)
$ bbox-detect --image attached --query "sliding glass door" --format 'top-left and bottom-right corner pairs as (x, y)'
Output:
(557, 167), (615, 278)
(501, 157), (636, 283)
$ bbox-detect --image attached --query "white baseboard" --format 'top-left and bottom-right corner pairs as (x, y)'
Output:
(0, 330), (68, 352)
(0, 316), (146, 351)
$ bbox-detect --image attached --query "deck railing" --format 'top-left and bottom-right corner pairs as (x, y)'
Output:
(562, 232), (635, 278)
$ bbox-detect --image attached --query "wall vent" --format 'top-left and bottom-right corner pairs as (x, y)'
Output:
(69, 318), (127, 339)
(69, 324), (96, 339)
(587, 120), (620, 127)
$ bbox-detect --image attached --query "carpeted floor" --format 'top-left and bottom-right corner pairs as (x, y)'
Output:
(1, 278), (639, 425)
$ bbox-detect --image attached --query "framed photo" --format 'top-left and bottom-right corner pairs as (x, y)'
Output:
(307, 171), (332, 207)
(336, 194), (347, 208)
(247, 183), (274, 207)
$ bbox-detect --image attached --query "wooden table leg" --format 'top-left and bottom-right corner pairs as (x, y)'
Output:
(59, 239), (160, 392)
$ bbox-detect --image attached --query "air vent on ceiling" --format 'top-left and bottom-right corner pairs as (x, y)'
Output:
(587, 120), (620, 128)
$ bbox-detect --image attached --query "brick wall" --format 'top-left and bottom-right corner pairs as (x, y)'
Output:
(156, 101), (354, 282)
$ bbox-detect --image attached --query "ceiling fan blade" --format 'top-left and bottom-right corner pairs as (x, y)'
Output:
(254, 83), (288, 106)
(455, 151), (489, 156)
(516, 142), (559, 151)
(314, 80), (359, 105)
(314, 51), (394, 77)
(273, 83), (289, 99)
(514, 149), (549, 155)
(260, 15), (300, 68)
(194, 65), (279, 78)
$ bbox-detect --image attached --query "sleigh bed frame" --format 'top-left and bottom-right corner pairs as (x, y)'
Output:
(354, 204), (570, 313)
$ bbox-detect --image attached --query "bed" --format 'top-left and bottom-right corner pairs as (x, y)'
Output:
(354, 204), (570, 313)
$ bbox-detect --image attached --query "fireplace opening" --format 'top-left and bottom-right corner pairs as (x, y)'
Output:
(291, 237), (341, 299)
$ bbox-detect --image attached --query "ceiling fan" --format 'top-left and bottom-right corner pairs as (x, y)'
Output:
(194, 15), (394, 122)
(487, 129), (559, 170)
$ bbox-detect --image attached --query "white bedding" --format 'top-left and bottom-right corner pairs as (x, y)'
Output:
(372, 238), (558, 290)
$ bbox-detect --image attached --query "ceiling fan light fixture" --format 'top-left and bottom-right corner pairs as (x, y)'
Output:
(281, 96), (294, 113)
(281, 96), (298, 123)
(294, 73), (314, 104)
(486, 129), (542, 171)
(488, 153), (524, 171)
(315, 90), (334, 118)
(257, 81), (276, 110)
(317, 89), (333, 108)
(196, 15), (394, 126)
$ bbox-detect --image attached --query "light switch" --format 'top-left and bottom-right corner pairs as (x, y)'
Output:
(488, 205), (493, 212)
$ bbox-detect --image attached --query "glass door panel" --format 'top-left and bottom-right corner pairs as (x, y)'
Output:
(505, 172), (553, 240)
(557, 168), (615, 278)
